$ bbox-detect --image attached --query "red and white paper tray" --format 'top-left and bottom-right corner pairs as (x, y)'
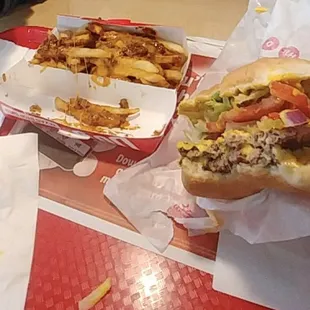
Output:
(0, 15), (190, 153)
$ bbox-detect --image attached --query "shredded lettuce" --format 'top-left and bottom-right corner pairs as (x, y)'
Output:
(223, 96), (230, 106)
(204, 96), (232, 122)
(211, 91), (222, 102)
(232, 88), (269, 106)
(183, 119), (206, 141)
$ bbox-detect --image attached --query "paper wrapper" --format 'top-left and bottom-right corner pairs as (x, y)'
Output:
(0, 133), (39, 308)
(105, 117), (221, 252)
(105, 0), (310, 250)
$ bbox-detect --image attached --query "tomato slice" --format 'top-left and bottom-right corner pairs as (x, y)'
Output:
(206, 121), (224, 133)
(225, 98), (285, 122)
(268, 112), (280, 120)
(206, 81), (310, 133)
(206, 97), (285, 132)
(270, 81), (310, 117)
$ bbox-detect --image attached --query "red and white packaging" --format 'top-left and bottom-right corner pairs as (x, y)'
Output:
(0, 15), (190, 153)
(260, 0), (310, 59)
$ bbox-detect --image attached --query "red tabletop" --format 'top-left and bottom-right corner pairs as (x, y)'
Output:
(25, 210), (267, 310)
(0, 24), (271, 310)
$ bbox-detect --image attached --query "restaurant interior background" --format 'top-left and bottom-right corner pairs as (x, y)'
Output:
(0, 0), (248, 41)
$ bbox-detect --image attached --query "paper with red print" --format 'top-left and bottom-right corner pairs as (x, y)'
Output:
(261, 0), (310, 59)
(105, 0), (310, 248)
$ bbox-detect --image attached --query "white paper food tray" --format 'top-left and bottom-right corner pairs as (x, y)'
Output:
(0, 15), (190, 153)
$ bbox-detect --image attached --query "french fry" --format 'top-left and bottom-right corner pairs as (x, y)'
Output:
(100, 105), (139, 115)
(88, 58), (103, 66)
(56, 97), (139, 115)
(154, 54), (184, 66)
(40, 60), (57, 68)
(70, 63), (87, 73)
(55, 97), (139, 129)
(87, 22), (105, 35)
(60, 33), (93, 47)
(30, 58), (41, 64)
(140, 74), (170, 88)
(88, 58), (111, 73)
(74, 28), (90, 36)
(115, 40), (126, 49)
(164, 69), (183, 83)
(59, 30), (73, 39)
(66, 56), (81, 66)
(92, 65), (109, 77)
(117, 57), (160, 73)
(55, 97), (68, 112)
(31, 22), (188, 88)
(91, 75), (111, 87)
(169, 65), (183, 71)
(56, 62), (68, 70)
(31, 53), (45, 62)
(112, 65), (169, 86)
(66, 47), (112, 59)
(157, 39), (186, 55)
(78, 278), (112, 310)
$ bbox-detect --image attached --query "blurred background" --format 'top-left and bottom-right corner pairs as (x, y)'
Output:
(0, 0), (248, 40)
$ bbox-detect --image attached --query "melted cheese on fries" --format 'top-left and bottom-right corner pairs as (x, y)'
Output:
(31, 22), (187, 89)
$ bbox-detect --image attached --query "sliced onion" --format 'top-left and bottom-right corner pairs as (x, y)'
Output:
(225, 121), (257, 130)
(279, 109), (308, 127)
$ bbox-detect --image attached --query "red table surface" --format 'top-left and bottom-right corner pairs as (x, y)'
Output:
(25, 210), (268, 310)
(0, 23), (270, 310)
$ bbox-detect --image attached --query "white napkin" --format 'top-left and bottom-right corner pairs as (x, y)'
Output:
(0, 133), (39, 309)
(0, 40), (30, 129)
(213, 231), (310, 310)
(0, 40), (29, 74)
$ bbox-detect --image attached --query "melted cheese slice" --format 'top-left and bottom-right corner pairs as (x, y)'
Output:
(273, 146), (300, 168)
(177, 140), (213, 152)
(241, 144), (254, 158)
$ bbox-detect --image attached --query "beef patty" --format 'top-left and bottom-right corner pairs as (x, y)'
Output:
(179, 126), (310, 174)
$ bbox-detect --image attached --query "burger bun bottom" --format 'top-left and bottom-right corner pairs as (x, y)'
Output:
(181, 158), (310, 200)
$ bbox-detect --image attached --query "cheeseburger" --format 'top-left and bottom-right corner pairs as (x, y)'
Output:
(177, 58), (310, 199)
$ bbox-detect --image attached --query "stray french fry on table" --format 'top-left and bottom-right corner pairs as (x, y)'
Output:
(78, 277), (112, 310)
